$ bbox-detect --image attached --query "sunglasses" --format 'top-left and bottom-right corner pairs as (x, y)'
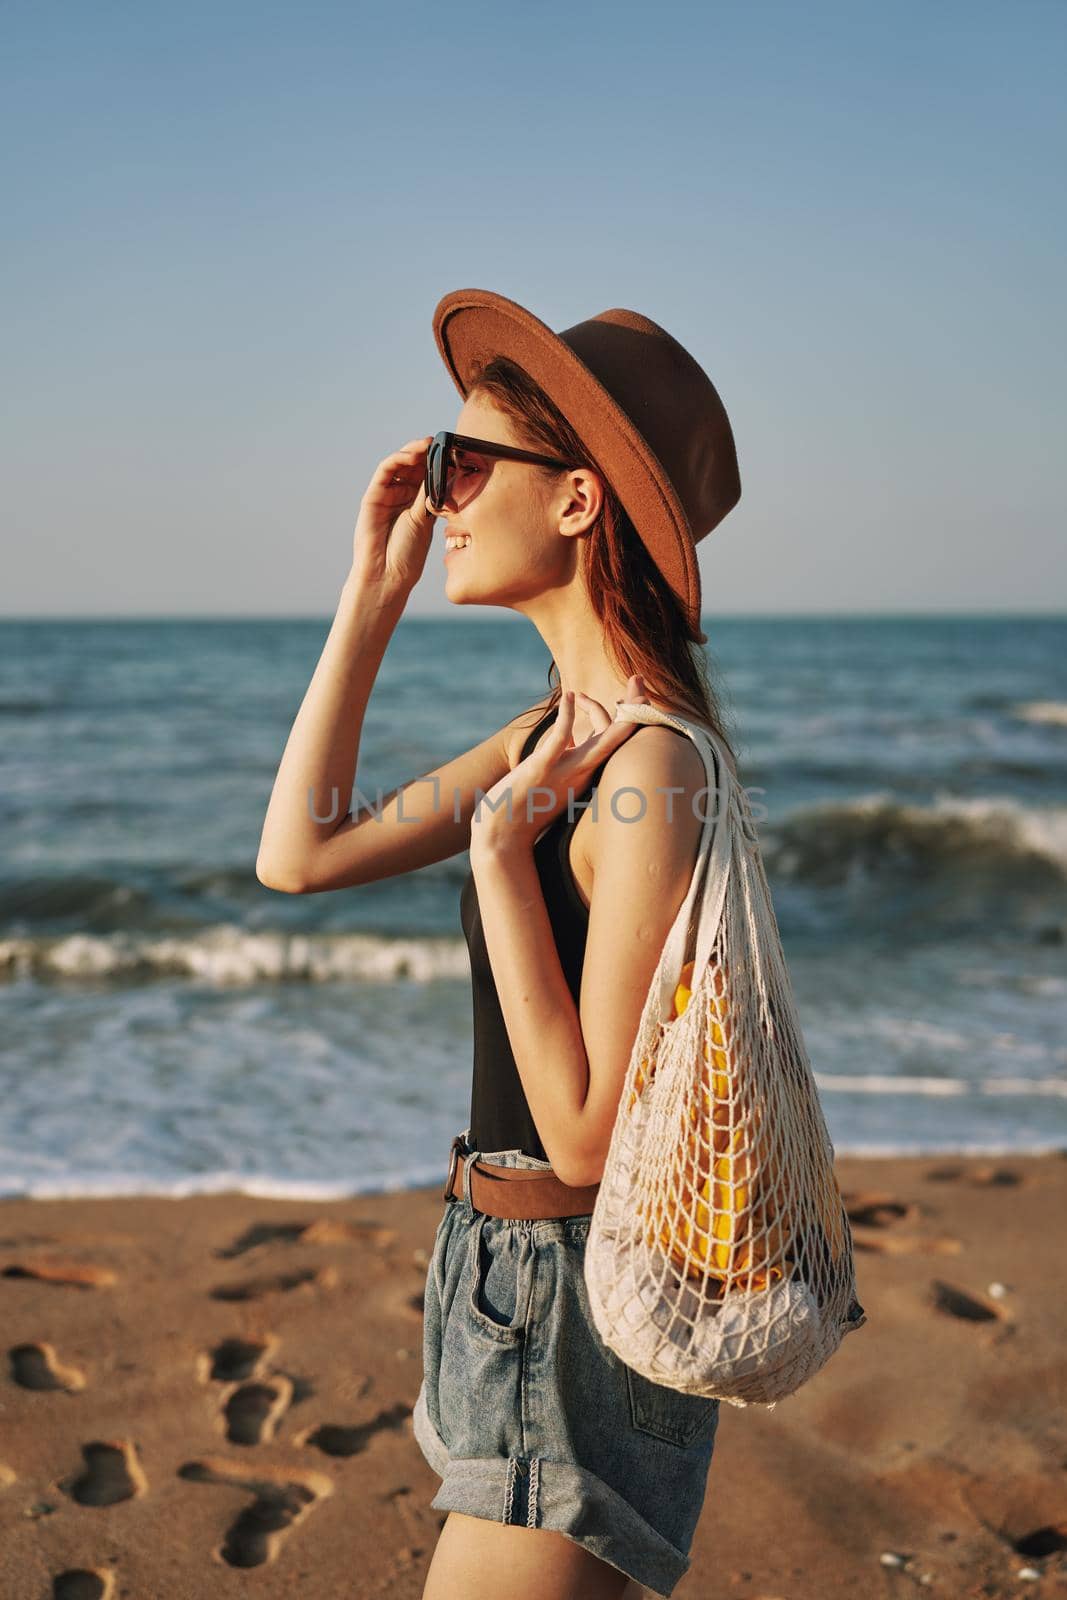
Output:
(425, 431), (577, 514)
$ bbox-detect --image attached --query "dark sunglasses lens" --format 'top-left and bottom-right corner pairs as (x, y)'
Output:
(427, 438), (449, 507)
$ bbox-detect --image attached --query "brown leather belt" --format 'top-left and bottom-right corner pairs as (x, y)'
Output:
(443, 1134), (600, 1220)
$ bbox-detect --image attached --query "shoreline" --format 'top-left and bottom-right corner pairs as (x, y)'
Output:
(4, 1140), (1066, 1205)
(3, 1150), (1066, 1598)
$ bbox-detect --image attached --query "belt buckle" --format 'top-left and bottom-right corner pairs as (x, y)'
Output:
(443, 1134), (465, 1202)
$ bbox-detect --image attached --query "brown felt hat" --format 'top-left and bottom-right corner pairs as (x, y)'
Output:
(431, 287), (741, 644)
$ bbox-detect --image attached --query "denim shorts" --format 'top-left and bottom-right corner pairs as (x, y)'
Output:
(412, 1129), (721, 1598)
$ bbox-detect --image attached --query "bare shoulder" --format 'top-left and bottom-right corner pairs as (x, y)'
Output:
(575, 722), (706, 915)
(598, 720), (709, 809)
(627, 709), (739, 783)
(578, 710), (734, 884)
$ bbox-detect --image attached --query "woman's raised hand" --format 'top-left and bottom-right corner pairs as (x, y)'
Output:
(351, 436), (437, 598)
(470, 675), (653, 857)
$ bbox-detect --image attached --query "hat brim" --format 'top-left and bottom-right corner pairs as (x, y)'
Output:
(432, 288), (705, 641)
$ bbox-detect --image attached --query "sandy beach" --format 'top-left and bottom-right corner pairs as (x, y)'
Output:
(2, 1150), (1066, 1600)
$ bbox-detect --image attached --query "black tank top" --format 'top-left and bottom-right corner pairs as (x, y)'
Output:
(460, 704), (613, 1160)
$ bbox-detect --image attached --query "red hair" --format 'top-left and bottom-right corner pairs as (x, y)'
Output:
(468, 355), (740, 769)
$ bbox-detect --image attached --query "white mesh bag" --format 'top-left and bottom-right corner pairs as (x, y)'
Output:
(584, 702), (867, 1410)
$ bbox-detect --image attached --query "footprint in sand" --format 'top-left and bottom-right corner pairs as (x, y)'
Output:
(930, 1279), (1010, 1324)
(295, 1402), (412, 1458)
(52, 1570), (115, 1600)
(196, 1335), (278, 1386)
(965, 1473), (1067, 1571)
(221, 1375), (294, 1446)
(843, 1189), (961, 1256)
(177, 1457), (333, 1568)
(1013, 1523), (1067, 1559)
(843, 1192), (919, 1228)
(9, 1341), (86, 1392)
(198, 1337), (302, 1444)
(925, 1164), (1024, 1187)
(0, 1462), (17, 1487)
(61, 1440), (147, 1506)
(2, 1259), (116, 1289)
(217, 1217), (397, 1258)
(209, 1263), (339, 1302)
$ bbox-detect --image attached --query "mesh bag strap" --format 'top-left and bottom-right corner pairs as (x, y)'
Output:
(612, 701), (737, 1016)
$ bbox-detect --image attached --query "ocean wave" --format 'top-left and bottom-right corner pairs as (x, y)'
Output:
(0, 872), (159, 926)
(0, 856), (473, 930)
(765, 792), (1067, 888)
(0, 925), (472, 985)
(4, 793), (1066, 964)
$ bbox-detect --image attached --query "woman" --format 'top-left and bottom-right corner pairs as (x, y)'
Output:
(256, 289), (742, 1599)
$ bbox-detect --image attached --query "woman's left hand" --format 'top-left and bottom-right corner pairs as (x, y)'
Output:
(470, 674), (652, 858)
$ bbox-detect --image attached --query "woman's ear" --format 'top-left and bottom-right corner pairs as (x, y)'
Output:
(557, 467), (603, 538)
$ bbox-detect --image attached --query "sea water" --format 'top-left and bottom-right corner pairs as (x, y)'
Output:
(1, 614), (1064, 1198)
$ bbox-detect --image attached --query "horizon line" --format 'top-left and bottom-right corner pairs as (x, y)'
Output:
(2, 608), (1066, 624)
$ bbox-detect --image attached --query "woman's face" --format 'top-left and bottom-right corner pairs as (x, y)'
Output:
(439, 393), (589, 615)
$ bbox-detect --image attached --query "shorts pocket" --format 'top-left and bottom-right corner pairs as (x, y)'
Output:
(465, 1212), (526, 1344)
(625, 1363), (721, 1448)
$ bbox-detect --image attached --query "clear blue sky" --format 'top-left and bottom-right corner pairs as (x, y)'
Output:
(3, 0), (1064, 617)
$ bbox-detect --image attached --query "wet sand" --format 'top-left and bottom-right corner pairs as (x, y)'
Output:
(2, 1150), (1066, 1599)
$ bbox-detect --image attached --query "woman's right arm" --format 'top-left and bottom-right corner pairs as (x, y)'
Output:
(255, 434), (551, 894)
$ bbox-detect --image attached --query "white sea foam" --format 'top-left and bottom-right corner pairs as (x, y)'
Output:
(0, 926), (472, 985)
(1013, 700), (1067, 726)
(4, 1141), (1065, 1201)
(814, 1072), (1067, 1098)
(0, 1166), (448, 1202)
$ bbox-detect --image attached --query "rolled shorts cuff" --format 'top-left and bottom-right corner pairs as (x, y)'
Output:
(412, 1379), (691, 1598)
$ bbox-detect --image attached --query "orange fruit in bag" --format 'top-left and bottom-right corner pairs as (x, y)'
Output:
(630, 958), (788, 1294)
